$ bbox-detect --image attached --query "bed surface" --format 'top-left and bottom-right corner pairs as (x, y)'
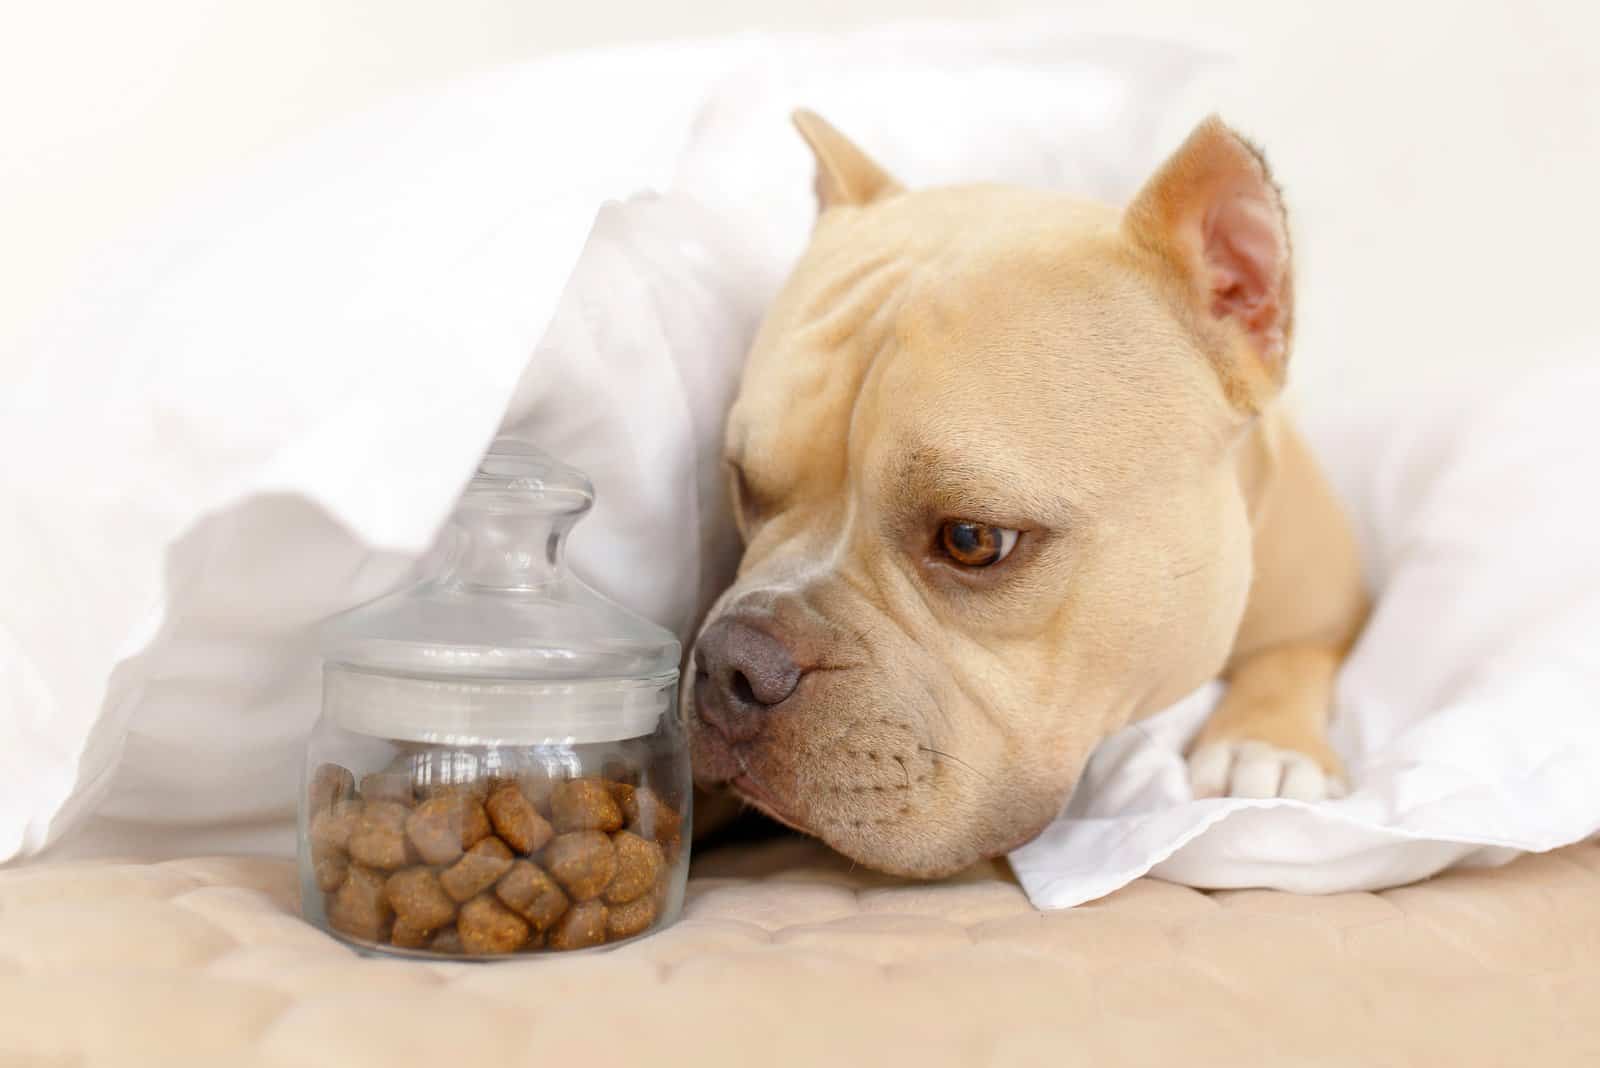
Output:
(3, 838), (1598, 1067)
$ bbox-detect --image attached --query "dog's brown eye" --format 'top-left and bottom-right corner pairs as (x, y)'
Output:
(937, 521), (1019, 568)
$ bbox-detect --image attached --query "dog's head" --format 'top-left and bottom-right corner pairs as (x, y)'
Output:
(687, 112), (1295, 876)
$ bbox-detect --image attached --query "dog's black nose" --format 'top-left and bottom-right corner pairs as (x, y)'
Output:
(693, 616), (803, 742)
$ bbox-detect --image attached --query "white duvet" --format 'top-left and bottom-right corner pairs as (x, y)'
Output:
(0, 18), (1219, 863)
(1012, 361), (1600, 905)
(3, 14), (1597, 909)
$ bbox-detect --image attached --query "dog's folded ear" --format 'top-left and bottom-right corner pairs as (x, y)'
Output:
(792, 109), (904, 212)
(1123, 116), (1293, 413)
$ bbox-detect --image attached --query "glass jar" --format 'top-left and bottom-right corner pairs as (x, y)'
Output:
(298, 439), (689, 958)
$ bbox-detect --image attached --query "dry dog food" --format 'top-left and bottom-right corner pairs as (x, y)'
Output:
(308, 762), (681, 956)
(485, 782), (554, 854)
(496, 860), (569, 931)
(548, 900), (608, 951)
(347, 801), (415, 870)
(604, 831), (665, 905)
(543, 830), (618, 901)
(406, 793), (492, 865)
(439, 836), (515, 902)
(549, 778), (624, 833)
(606, 893), (658, 940)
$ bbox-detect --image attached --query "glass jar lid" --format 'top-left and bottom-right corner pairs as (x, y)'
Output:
(318, 438), (681, 744)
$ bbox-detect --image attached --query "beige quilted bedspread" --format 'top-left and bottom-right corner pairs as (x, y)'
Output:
(2, 837), (1598, 1067)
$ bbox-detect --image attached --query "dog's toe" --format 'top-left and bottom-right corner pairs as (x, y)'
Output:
(1187, 740), (1345, 801)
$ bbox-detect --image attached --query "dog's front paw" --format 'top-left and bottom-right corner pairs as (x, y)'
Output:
(1187, 740), (1346, 801)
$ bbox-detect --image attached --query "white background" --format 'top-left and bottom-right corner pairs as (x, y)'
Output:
(4, 0), (1598, 404)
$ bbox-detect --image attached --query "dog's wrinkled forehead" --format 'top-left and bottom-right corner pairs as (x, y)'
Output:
(727, 185), (1234, 517)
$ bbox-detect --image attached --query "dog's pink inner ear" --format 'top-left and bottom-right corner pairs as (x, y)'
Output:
(1125, 116), (1293, 404)
(1202, 190), (1289, 365)
(791, 108), (903, 212)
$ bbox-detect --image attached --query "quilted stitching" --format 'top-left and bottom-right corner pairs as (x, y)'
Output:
(0, 839), (1597, 1066)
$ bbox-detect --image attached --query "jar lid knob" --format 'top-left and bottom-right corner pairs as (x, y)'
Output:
(467, 436), (594, 517)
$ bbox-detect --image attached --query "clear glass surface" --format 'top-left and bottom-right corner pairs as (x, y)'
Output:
(298, 439), (689, 958)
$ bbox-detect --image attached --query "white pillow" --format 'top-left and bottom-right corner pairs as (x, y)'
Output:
(0, 20), (1218, 862)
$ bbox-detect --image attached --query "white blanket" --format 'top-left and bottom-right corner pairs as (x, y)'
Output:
(0, 18), (1215, 862)
(4, 15), (1597, 908)
(1012, 360), (1600, 905)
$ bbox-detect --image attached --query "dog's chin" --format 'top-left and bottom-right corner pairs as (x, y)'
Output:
(731, 770), (998, 880)
(820, 811), (1059, 881)
(822, 825), (987, 881)
(748, 771), (1070, 880)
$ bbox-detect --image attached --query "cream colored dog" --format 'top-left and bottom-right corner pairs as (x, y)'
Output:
(686, 111), (1369, 878)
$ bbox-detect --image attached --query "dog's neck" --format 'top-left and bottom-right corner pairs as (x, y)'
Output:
(1234, 403), (1288, 533)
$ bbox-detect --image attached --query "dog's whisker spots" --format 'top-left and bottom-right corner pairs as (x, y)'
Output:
(893, 754), (911, 787)
(918, 745), (992, 783)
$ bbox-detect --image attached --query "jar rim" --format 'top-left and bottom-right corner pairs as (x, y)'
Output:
(322, 662), (678, 745)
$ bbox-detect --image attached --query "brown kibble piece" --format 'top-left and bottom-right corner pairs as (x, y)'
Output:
(485, 784), (554, 855)
(606, 894), (657, 940)
(606, 781), (636, 818)
(548, 900), (608, 951)
(310, 799), (363, 851)
(309, 798), (361, 892)
(544, 831), (618, 901)
(312, 841), (350, 893)
(495, 860), (569, 931)
(440, 836), (515, 902)
(391, 918), (434, 949)
(459, 895), (530, 955)
(550, 779), (623, 833)
(406, 794), (492, 866)
(429, 926), (463, 954)
(384, 867), (456, 931)
(611, 784), (682, 855)
(604, 831), (664, 905)
(308, 763), (355, 814)
(348, 801), (414, 870)
(326, 864), (393, 942)
(629, 787), (683, 848)
(518, 774), (556, 817)
(360, 769), (416, 807)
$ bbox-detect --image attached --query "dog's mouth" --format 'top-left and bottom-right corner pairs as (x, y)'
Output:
(687, 678), (817, 836)
(728, 772), (812, 835)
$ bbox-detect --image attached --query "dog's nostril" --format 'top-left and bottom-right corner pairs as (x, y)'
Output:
(730, 670), (757, 707)
(696, 615), (804, 713)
